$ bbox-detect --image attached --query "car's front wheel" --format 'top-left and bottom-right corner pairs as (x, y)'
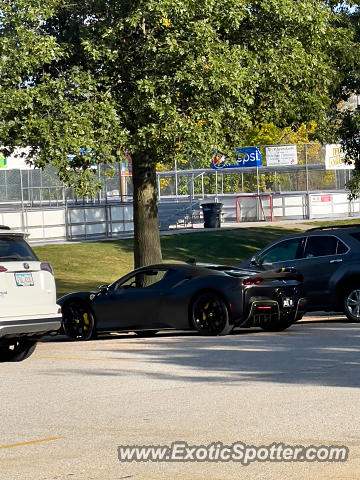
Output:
(343, 287), (360, 322)
(62, 301), (95, 340)
(0, 338), (37, 362)
(191, 292), (232, 336)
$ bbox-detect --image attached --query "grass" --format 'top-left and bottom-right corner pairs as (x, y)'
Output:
(33, 218), (360, 298)
(306, 218), (360, 227)
(33, 226), (302, 297)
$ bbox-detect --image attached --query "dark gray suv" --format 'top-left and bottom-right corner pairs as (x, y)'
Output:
(240, 224), (360, 322)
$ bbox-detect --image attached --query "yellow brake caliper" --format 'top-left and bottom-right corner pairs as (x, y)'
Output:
(202, 302), (209, 322)
(83, 312), (89, 331)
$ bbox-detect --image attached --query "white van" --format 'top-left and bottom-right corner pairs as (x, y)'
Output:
(0, 226), (61, 361)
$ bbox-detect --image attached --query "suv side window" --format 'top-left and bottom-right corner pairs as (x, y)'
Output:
(304, 235), (347, 258)
(260, 237), (304, 264)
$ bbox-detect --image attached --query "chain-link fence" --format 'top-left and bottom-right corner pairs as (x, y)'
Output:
(0, 163), (134, 206)
(157, 144), (353, 199)
(0, 144), (354, 207)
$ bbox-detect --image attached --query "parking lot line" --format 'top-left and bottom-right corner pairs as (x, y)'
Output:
(0, 437), (62, 450)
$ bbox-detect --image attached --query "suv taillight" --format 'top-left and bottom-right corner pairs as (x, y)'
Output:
(243, 276), (263, 286)
(0, 266), (8, 272)
(40, 262), (54, 275)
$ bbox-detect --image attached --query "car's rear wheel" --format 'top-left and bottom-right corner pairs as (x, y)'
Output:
(0, 338), (37, 362)
(135, 330), (158, 337)
(191, 292), (232, 336)
(343, 287), (360, 322)
(62, 301), (95, 340)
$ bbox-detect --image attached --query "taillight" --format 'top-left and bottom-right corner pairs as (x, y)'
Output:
(243, 276), (263, 286)
(0, 266), (8, 272)
(40, 262), (54, 275)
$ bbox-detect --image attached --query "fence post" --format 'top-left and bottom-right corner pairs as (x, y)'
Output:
(157, 173), (161, 201)
(307, 192), (312, 220)
(5, 170), (8, 200)
(105, 204), (110, 237)
(305, 143), (309, 194)
(20, 170), (26, 232)
(256, 166), (260, 220)
(175, 158), (178, 198)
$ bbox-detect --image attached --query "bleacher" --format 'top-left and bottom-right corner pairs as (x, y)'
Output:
(158, 201), (201, 230)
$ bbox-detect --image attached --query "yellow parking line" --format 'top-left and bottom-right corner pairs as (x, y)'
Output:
(36, 355), (130, 362)
(0, 437), (62, 450)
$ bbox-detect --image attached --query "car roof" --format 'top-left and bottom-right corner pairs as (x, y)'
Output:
(269, 224), (360, 241)
(0, 226), (27, 238)
(136, 263), (214, 272)
(306, 224), (360, 233)
(134, 262), (254, 277)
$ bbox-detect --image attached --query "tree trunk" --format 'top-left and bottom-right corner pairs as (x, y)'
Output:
(132, 154), (162, 268)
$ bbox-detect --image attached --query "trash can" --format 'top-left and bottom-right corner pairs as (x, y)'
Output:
(201, 202), (223, 228)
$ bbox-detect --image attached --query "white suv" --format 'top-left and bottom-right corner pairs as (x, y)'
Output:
(0, 226), (61, 362)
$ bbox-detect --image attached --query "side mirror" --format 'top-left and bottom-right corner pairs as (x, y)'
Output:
(250, 256), (258, 266)
(98, 284), (109, 294)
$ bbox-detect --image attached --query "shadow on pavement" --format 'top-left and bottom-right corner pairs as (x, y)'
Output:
(43, 321), (360, 389)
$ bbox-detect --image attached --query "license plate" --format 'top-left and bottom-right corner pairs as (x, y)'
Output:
(282, 297), (294, 307)
(14, 272), (34, 287)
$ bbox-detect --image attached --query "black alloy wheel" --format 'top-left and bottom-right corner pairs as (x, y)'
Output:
(62, 301), (95, 340)
(343, 287), (360, 322)
(191, 292), (232, 336)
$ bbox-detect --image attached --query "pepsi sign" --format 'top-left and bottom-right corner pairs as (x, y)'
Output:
(211, 147), (261, 169)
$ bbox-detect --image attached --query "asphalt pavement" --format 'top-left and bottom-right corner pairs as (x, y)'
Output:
(0, 316), (359, 480)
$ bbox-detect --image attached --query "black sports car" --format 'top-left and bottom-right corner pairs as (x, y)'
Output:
(58, 262), (306, 340)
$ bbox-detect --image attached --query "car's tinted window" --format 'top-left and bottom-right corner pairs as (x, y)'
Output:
(117, 270), (169, 289)
(260, 237), (304, 264)
(0, 236), (37, 261)
(304, 235), (347, 258)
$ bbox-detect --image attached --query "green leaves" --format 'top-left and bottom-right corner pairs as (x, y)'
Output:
(0, 0), (357, 188)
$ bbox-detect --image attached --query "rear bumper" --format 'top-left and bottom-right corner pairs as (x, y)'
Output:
(0, 314), (62, 338)
(239, 297), (307, 328)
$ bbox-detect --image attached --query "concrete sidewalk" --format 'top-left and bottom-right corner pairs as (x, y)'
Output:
(190, 218), (316, 231)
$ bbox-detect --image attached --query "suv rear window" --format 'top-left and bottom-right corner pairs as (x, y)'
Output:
(0, 236), (38, 261)
(304, 235), (348, 257)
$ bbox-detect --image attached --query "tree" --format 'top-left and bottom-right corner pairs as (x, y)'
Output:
(340, 107), (360, 199)
(0, 0), (357, 266)
(338, 6), (360, 200)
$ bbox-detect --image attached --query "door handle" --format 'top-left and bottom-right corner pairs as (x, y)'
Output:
(329, 259), (343, 264)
